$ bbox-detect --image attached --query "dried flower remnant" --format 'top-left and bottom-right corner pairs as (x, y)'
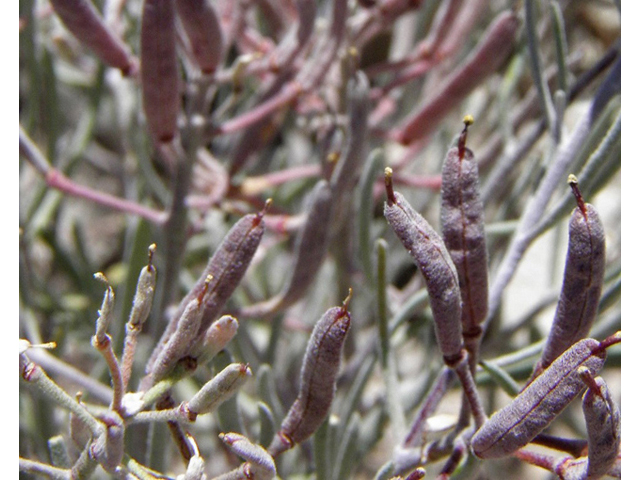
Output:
(533, 176), (606, 377)
(383, 168), (463, 365)
(440, 117), (488, 366)
(268, 291), (352, 457)
(50, 0), (137, 75)
(140, 0), (180, 143)
(176, 0), (224, 74)
(471, 334), (620, 459)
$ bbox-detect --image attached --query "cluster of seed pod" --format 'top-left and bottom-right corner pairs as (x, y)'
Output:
(384, 118), (620, 478)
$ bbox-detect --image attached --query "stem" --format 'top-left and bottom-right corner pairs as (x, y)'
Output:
(19, 458), (70, 480)
(92, 335), (125, 413)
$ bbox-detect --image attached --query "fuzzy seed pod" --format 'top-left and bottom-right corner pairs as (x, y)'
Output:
(140, 0), (180, 143)
(148, 294), (204, 382)
(50, 0), (137, 75)
(440, 120), (488, 343)
(471, 338), (608, 459)
(268, 294), (352, 456)
(186, 363), (251, 416)
(536, 178), (606, 374)
(94, 278), (115, 344)
(176, 0), (224, 74)
(384, 168), (463, 365)
(219, 432), (276, 478)
(128, 245), (157, 327)
(147, 209), (266, 375)
(579, 370), (621, 480)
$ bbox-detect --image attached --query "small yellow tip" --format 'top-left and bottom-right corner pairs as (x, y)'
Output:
(384, 167), (393, 178)
(94, 272), (109, 284)
(463, 114), (475, 126)
(567, 174), (578, 185)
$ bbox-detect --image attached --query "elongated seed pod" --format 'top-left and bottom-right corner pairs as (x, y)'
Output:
(440, 119), (488, 345)
(50, 0), (137, 75)
(127, 245), (157, 327)
(393, 10), (519, 145)
(384, 169), (463, 364)
(471, 338), (608, 459)
(149, 294), (205, 382)
(536, 178), (606, 374)
(94, 278), (115, 344)
(194, 315), (239, 364)
(241, 181), (333, 318)
(579, 370), (621, 480)
(176, 0), (224, 74)
(186, 363), (251, 416)
(268, 293), (352, 457)
(219, 433), (276, 478)
(147, 209), (266, 374)
(140, 0), (179, 143)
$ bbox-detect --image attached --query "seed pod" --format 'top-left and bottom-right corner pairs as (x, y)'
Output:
(93, 275), (115, 344)
(440, 118), (488, 345)
(241, 181), (333, 318)
(127, 244), (157, 327)
(90, 412), (124, 473)
(268, 292), (352, 457)
(186, 363), (252, 416)
(579, 369), (621, 480)
(471, 338), (608, 459)
(176, 0), (224, 74)
(148, 293), (204, 382)
(393, 10), (519, 145)
(536, 177), (606, 374)
(140, 0), (180, 143)
(384, 168), (463, 365)
(50, 0), (137, 75)
(147, 208), (266, 374)
(219, 432), (276, 478)
(182, 454), (205, 480)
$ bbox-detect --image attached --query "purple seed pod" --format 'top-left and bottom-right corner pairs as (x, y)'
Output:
(241, 181), (333, 318)
(50, 0), (137, 75)
(219, 432), (276, 478)
(440, 117), (488, 349)
(90, 412), (124, 473)
(536, 177), (606, 374)
(186, 363), (252, 416)
(176, 0), (224, 74)
(578, 369), (621, 480)
(147, 207), (266, 375)
(471, 338), (608, 459)
(383, 168), (463, 365)
(140, 0), (180, 144)
(268, 292), (352, 457)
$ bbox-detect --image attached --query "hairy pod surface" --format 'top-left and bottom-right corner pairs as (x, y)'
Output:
(50, 0), (136, 75)
(537, 203), (605, 372)
(268, 298), (351, 456)
(140, 0), (180, 143)
(128, 253), (157, 327)
(176, 0), (224, 74)
(440, 144), (488, 338)
(582, 375), (620, 479)
(187, 364), (251, 416)
(219, 432), (276, 477)
(471, 338), (607, 459)
(147, 211), (265, 374)
(384, 179), (463, 364)
(90, 413), (124, 473)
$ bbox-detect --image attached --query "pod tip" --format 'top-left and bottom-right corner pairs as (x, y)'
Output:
(384, 167), (396, 204)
